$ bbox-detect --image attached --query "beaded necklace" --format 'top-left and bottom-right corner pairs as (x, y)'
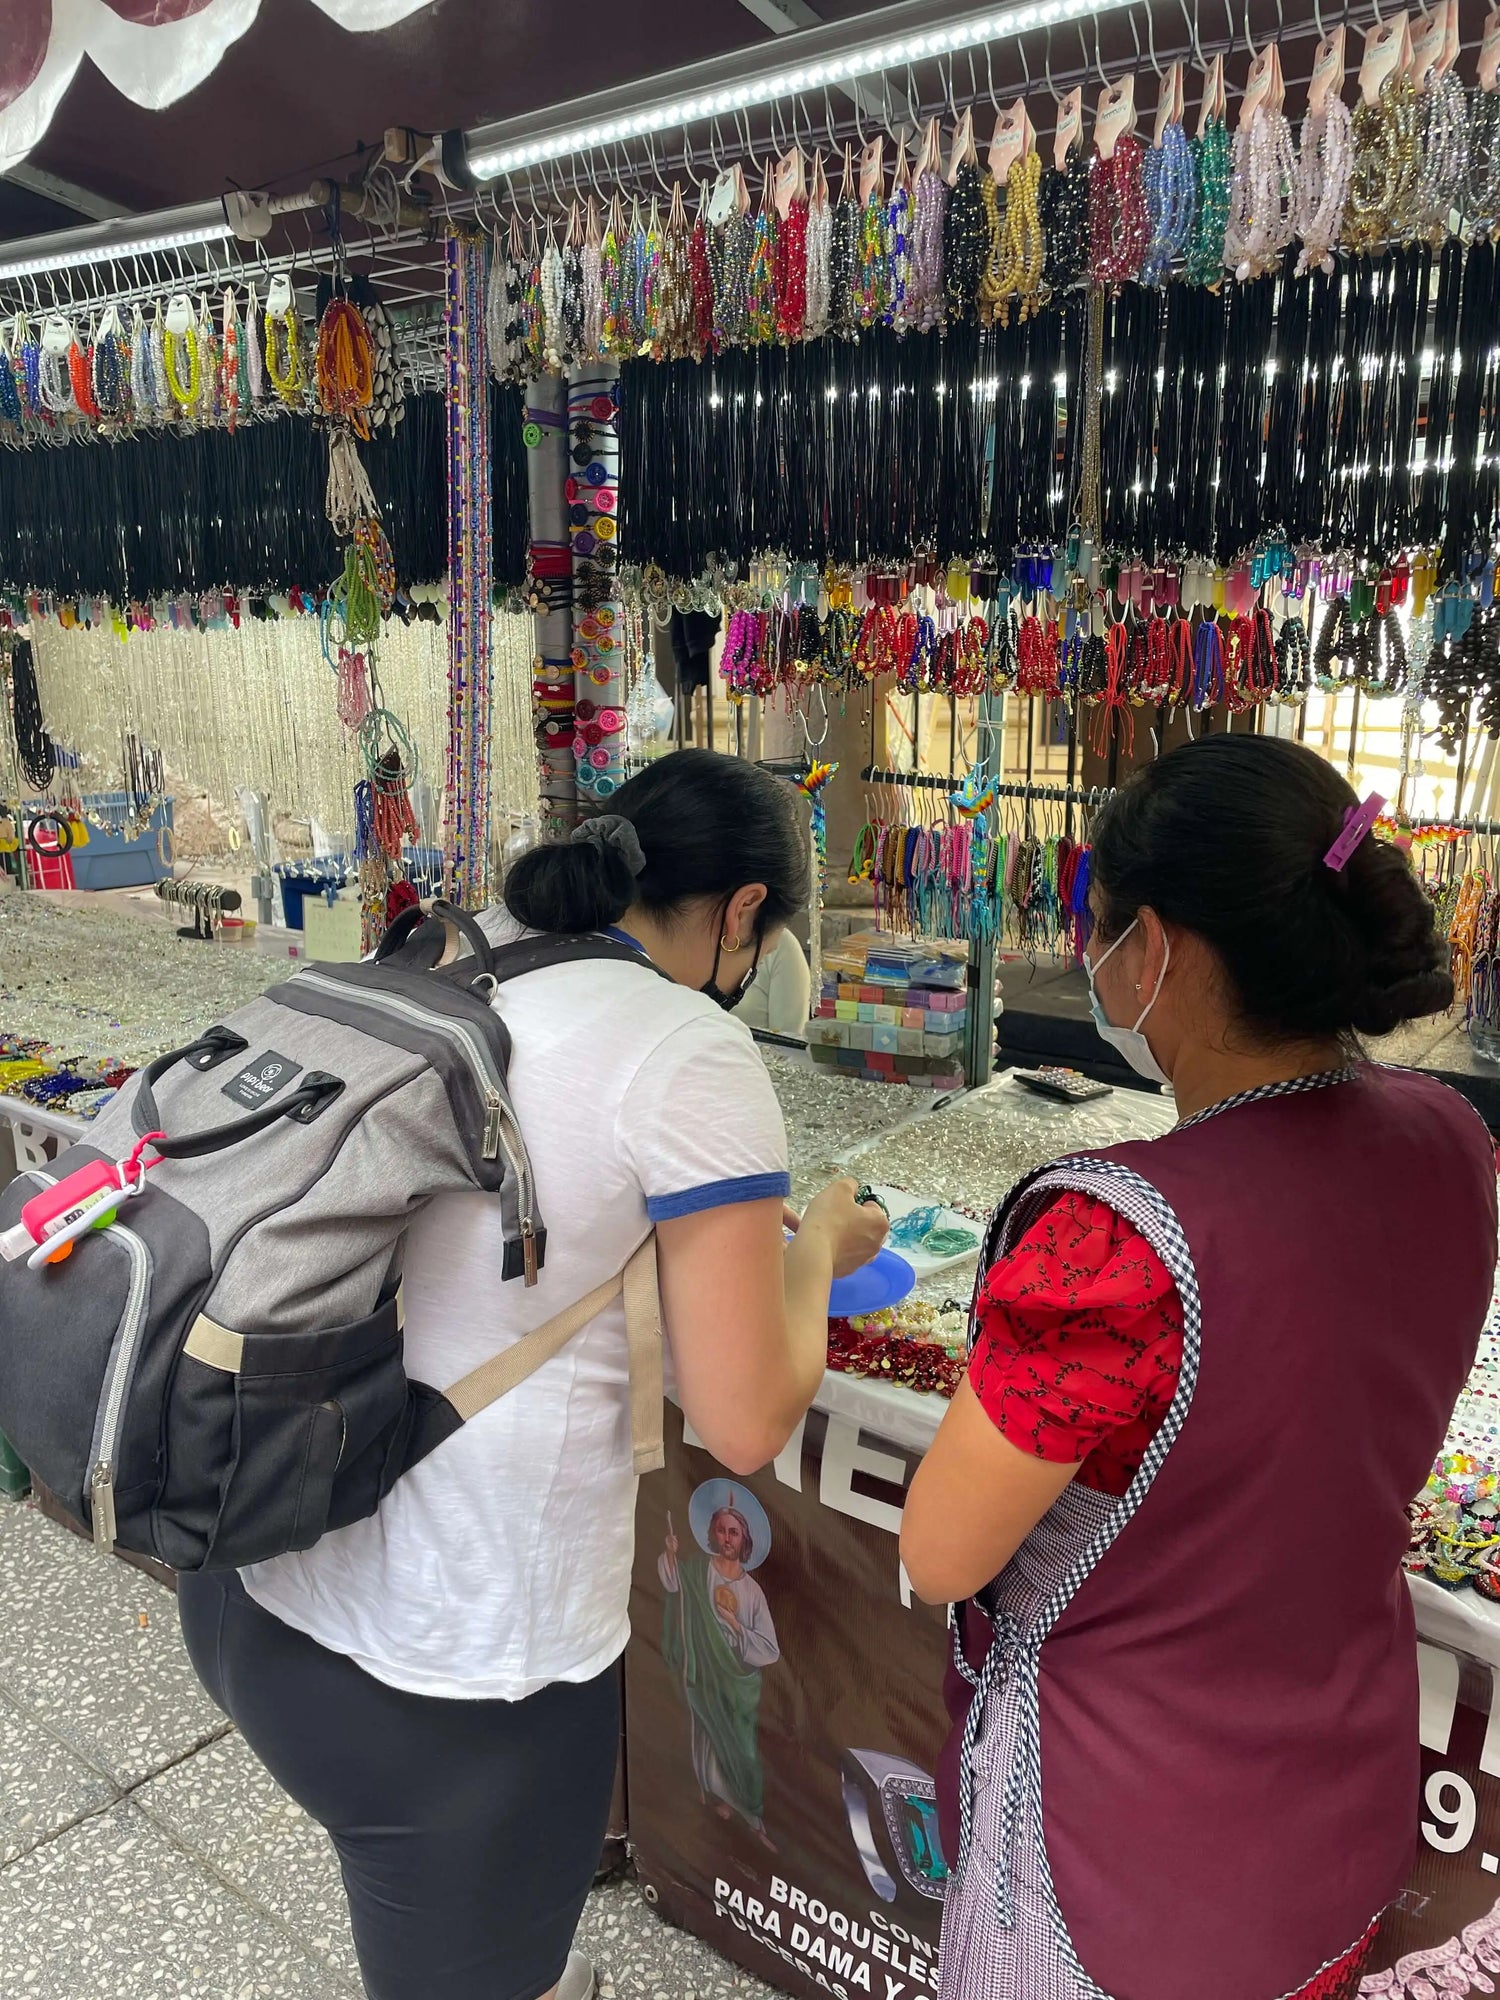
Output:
(219, 289), (241, 431)
(884, 181), (912, 327)
(688, 212), (715, 354)
(90, 316), (131, 425)
(945, 157), (989, 323)
(746, 171), (779, 344)
(907, 165), (948, 331)
(1469, 87), (1500, 233)
(1225, 105), (1297, 279)
(539, 230), (565, 369)
(0, 324), (22, 429)
(1041, 145), (1090, 291)
(657, 188), (694, 359)
(1089, 133), (1150, 283)
(711, 208), (754, 349)
(581, 217), (605, 361)
(1141, 119), (1196, 284)
(1346, 74), (1422, 249)
(244, 283), (264, 404)
(264, 305), (306, 408)
(989, 150), (1046, 323)
(560, 237), (585, 365)
(1415, 67), (1470, 237)
(37, 324), (78, 416)
(830, 170), (861, 336)
(1187, 115), (1232, 283)
(1293, 95), (1354, 274)
(855, 190), (889, 325)
(804, 181), (833, 338)
(775, 194), (808, 343)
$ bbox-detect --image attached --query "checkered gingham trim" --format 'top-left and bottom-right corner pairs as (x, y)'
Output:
(951, 1071), (1381, 2000)
(1174, 1066), (1359, 1133)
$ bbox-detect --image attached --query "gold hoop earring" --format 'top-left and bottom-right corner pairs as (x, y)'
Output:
(721, 933), (742, 953)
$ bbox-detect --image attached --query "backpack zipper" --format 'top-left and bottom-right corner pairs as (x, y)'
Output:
(21, 1169), (153, 1553)
(86, 1223), (151, 1555)
(292, 971), (536, 1241)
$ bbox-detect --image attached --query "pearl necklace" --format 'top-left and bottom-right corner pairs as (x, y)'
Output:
(1294, 95), (1354, 275)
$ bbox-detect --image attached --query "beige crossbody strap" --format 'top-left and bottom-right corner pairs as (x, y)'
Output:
(442, 1236), (665, 1475)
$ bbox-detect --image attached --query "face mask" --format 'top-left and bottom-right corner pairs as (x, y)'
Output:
(702, 931), (764, 1012)
(1084, 919), (1172, 1087)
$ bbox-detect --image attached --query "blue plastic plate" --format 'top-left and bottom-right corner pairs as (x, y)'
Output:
(827, 1246), (917, 1318)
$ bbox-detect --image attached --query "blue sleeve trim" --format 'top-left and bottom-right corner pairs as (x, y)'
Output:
(647, 1171), (791, 1221)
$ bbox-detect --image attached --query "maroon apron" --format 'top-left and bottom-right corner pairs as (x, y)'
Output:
(938, 1067), (1497, 2000)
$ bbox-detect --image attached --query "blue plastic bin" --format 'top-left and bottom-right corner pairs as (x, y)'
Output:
(22, 795), (173, 891)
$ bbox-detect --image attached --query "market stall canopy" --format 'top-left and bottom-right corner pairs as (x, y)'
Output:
(0, 0), (435, 178)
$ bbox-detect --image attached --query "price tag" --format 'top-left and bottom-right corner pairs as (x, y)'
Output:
(989, 101), (1035, 180)
(1359, 12), (1409, 105)
(858, 137), (885, 206)
(1152, 60), (1186, 146)
(1094, 75), (1136, 161)
(265, 273), (294, 316)
(707, 167), (741, 228)
(1410, 3), (1448, 88)
(774, 149), (805, 220)
(1054, 87), (1083, 170)
(1195, 54), (1227, 136)
(1308, 26), (1346, 113)
(947, 107), (977, 184)
(1482, 5), (1500, 91)
(1239, 46), (1276, 127)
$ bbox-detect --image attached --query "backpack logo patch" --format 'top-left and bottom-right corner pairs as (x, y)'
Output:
(221, 1052), (304, 1110)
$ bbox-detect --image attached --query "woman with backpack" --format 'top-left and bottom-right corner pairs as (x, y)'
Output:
(900, 735), (1497, 2000)
(178, 749), (887, 2000)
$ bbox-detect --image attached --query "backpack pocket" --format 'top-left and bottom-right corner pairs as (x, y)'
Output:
(159, 1290), (408, 1571)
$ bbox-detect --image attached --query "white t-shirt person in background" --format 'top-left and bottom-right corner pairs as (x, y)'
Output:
(189, 750), (887, 2000)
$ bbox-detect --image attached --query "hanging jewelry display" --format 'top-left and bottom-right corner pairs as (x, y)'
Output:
(746, 164), (780, 344)
(1187, 109), (1232, 282)
(316, 296), (376, 439)
(907, 122), (950, 331)
(570, 374), (626, 802)
(443, 227), (496, 910)
(804, 152), (833, 338)
(944, 115), (990, 323)
(263, 279), (308, 410)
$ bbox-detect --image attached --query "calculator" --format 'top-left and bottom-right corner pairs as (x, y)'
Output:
(1012, 1068), (1115, 1105)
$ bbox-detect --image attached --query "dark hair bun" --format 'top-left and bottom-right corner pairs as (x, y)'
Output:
(1091, 735), (1451, 1045)
(502, 749), (809, 938)
(503, 839), (636, 934)
(1336, 836), (1454, 1037)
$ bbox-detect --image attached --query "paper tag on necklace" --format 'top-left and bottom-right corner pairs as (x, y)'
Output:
(947, 107), (977, 184)
(1054, 88), (1083, 170)
(1409, 3), (1448, 88)
(989, 101), (1034, 179)
(707, 168), (740, 228)
(1196, 55), (1226, 136)
(858, 137), (885, 205)
(1441, 0), (1461, 72)
(1359, 14), (1407, 104)
(40, 314), (72, 357)
(164, 292), (195, 336)
(1153, 61), (1185, 146)
(265, 273), (293, 316)
(1482, 6), (1500, 90)
(1094, 76), (1136, 161)
(774, 149), (804, 219)
(1238, 46), (1276, 128)
(1308, 27), (1346, 113)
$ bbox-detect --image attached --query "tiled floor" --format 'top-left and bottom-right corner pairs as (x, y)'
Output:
(0, 1500), (777, 2000)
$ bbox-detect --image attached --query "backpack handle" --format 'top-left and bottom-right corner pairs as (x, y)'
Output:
(131, 1030), (345, 1156)
(374, 899), (495, 978)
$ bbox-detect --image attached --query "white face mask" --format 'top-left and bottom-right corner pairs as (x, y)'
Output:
(1084, 919), (1172, 1087)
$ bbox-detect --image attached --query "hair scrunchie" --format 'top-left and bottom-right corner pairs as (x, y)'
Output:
(570, 813), (646, 877)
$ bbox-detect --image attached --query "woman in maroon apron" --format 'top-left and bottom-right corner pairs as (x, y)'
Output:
(902, 736), (1497, 2000)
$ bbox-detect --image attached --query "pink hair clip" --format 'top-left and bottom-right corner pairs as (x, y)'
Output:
(1324, 793), (1385, 873)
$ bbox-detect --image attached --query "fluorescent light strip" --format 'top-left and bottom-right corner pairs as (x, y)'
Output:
(470, 0), (1132, 179)
(0, 220), (233, 286)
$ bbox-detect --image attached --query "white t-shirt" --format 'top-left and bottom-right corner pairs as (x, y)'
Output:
(242, 914), (790, 1700)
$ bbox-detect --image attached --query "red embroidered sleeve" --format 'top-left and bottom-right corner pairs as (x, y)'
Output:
(967, 1190), (1184, 1498)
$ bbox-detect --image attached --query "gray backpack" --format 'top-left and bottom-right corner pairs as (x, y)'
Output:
(0, 905), (668, 1572)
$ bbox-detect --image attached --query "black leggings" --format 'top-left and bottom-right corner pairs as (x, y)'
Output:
(178, 1570), (619, 2000)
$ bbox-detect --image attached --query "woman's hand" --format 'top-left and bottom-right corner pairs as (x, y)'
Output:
(796, 1177), (889, 1278)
